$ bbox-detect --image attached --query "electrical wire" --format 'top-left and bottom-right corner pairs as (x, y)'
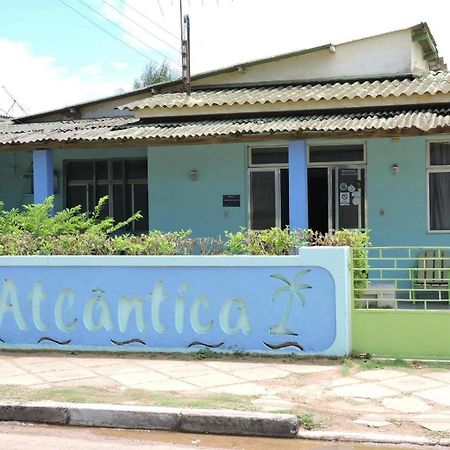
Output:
(117, 0), (179, 40)
(75, 0), (181, 67)
(101, 0), (180, 54)
(58, 0), (163, 66)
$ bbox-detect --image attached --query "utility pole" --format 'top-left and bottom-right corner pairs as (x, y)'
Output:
(179, 0), (191, 95)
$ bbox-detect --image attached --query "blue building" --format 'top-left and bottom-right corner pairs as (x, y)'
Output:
(0, 22), (449, 246)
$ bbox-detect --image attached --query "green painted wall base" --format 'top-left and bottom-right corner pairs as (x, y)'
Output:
(353, 310), (450, 359)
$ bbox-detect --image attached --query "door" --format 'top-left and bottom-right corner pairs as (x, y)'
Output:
(307, 166), (366, 233)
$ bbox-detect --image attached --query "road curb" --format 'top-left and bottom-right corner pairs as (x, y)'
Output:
(0, 401), (299, 438)
(298, 430), (446, 446)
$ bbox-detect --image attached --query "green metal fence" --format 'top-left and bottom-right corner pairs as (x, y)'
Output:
(353, 247), (450, 311)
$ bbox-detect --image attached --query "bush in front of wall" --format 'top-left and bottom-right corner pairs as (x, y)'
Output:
(224, 227), (305, 255)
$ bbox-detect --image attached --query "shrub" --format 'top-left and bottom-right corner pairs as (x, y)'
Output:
(303, 229), (369, 297)
(225, 227), (303, 255)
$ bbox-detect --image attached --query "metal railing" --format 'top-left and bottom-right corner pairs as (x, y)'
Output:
(353, 247), (450, 311)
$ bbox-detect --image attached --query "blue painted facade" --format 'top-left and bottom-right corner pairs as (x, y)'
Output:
(0, 248), (351, 356)
(0, 134), (448, 245)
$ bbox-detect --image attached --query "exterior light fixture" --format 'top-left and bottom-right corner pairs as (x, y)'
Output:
(391, 163), (399, 175)
(189, 169), (198, 181)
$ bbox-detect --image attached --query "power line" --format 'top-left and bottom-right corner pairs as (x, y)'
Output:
(74, 0), (181, 67)
(58, 0), (163, 66)
(101, 0), (180, 54)
(117, 0), (179, 40)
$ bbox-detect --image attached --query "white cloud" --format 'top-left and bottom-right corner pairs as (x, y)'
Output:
(81, 64), (103, 76)
(110, 61), (129, 71)
(0, 39), (133, 116)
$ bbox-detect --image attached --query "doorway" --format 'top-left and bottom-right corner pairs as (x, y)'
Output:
(308, 166), (366, 233)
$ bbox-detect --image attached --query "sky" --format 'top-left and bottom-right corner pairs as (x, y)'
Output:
(0, 0), (449, 116)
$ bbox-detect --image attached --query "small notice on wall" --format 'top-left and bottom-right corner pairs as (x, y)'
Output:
(223, 195), (241, 207)
(339, 192), (350, 206)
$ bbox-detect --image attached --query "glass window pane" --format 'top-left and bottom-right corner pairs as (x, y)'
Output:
(113, 161), (124, 180)
(337, 168), (361, 229)
(430, 143), (450, 166)
(280, 168), (290, 229)
(429, 172), (450, 230)
(66, 161), (93, 181)
(250, 171), (276, 230)
(131, 184), (149, 231)
(66, 185), (89, 212)
(251, 147), (288, 165)
(307, 167), (329, 234)
(113, 184), (125, 224)
(309, 145), (364, 163)
(95, 161), (108, 180)
(126, 159), (147, 180)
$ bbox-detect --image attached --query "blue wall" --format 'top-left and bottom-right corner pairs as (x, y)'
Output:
(0, 249), (351, 356)
(148, 144), (248, 237)
(366, 136), (450, 246)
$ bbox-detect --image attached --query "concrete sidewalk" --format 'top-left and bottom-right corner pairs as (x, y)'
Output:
(0, 352), (449, 437)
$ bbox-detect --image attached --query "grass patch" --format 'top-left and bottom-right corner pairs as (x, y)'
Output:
(297, 412), (321, 430)
(0, 385), (256, 411)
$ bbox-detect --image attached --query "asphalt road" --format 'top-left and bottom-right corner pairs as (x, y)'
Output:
(0, 422), (426, 449)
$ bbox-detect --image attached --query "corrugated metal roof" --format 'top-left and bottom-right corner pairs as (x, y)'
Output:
(118, 71), (450, 111)
(1, 107), (449, 146)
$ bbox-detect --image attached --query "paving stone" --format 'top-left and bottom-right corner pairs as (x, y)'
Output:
(251, 396), (296, 412)
(354, 414), (391, 428)
(74, 358), (140, 368)
(415, 385), (450, 407)
(208, 383), (267, 396)
(231, 367), (291, 381)
(108, 370), (169, 386)
(129, 379), (199, 392)
(135, 360), (190, 370)
(279, 364), (336, 374)
(422, 371), (450, 384)
(412, 413), (450, 432)
(328, 377), (362, 387)
(158, 363), (220, 378)
(291, 384), (327, 397)
(203, 361), (267, 371)
(379, 375), (445, 393)
(16, 360), (82, 374)
(331, 382), (398, 399)
(355, 369), (408, 381)
(38, 368), (98, 383)
(181, 373), (244, 388)
(91, 363), (147, 376)
(382, 396), (432, 413)
(53, 377), (119, 388)
(0, 374), (43, 386)
(0, 365), (27, 377)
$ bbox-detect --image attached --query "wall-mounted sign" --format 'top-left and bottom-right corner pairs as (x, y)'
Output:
(223, 194), (240, 207)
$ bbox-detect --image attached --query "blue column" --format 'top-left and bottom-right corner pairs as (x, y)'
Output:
(33, 149), (54, 204)
(288, 140), (308, 230)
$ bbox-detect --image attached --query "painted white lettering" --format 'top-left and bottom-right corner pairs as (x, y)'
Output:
(28, 281), (48, 331)
(149, 281), (168, 333)
(219, 297), (251, 335)
(118, 295), (145, 333)
(83, 293), (113, 331)
(175, 283), (189, 334)
(0, 279), (27, 330)
(190, 296), (213, 334)
(55, 288), (77, 333)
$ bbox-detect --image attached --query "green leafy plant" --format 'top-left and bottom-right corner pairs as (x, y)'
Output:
(225, 227), (303, 255)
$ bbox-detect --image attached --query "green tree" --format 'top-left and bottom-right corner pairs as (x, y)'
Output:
(133, 60), (178, 89)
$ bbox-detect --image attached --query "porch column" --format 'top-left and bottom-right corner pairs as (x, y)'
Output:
(33, 149), (54, 203)
(288, 140), (308, 230)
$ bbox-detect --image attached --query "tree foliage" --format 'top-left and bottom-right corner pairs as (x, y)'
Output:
(133, 60), (178, 89)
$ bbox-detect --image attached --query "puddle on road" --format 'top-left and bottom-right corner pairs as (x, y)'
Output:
(93, 428), (428, 449)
